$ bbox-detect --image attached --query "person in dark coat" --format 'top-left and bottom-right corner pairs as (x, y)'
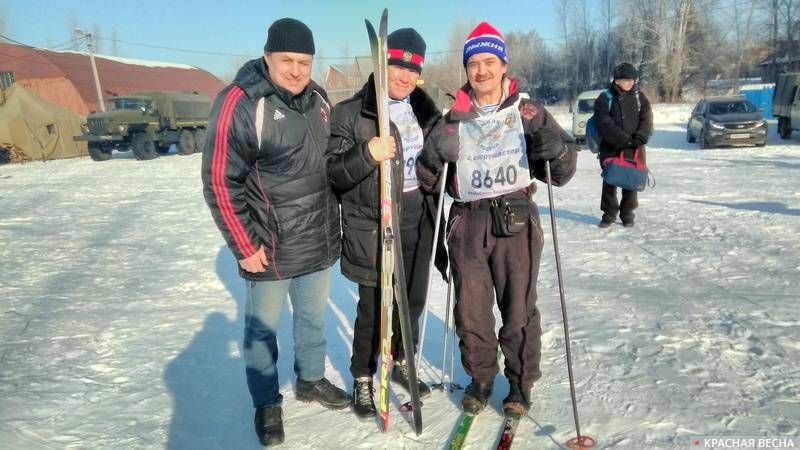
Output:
(326, 28), (446, 418)
(201, 18), (349, 446)
(416, 22), (577, 417)
(593, 62), (653, 227)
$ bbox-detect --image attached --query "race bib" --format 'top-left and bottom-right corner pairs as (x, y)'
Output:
(455, 100), (532, 201)
(389, 100), (424, 192)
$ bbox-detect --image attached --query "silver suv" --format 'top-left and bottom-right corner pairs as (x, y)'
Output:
(686, 96), (767, 149)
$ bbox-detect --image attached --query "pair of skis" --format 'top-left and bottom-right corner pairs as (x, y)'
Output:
(366, 9), (423, 436)
(448, 411), (522, 450)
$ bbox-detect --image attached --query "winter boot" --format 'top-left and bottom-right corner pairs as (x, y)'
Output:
(503, 383), (531, 418)
(295, 377), (351, 410)
(462, 379), (493, 414)
(352, 376), (377, 419)
(254, 405), (284, 446)
(391, 359), (431, 398)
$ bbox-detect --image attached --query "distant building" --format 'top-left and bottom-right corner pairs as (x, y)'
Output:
(0, 43), (224, 115)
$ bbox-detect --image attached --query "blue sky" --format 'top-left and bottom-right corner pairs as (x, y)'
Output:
(4, 0), (561, 78)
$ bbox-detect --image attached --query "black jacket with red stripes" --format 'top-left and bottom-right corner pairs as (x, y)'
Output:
(201, 58), (340, 281)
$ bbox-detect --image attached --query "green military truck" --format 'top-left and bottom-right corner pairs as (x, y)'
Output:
(773, 73), (800, 140)
(75, 91), (211, 161)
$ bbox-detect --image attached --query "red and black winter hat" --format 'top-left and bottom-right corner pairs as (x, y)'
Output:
(387, 28), (426, 74)
(463, 22), (508, 66)
(264, 18), (315, 55)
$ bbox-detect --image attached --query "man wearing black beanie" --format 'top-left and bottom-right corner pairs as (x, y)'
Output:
(325, 27), (447, 419)
(592, 62), (653, 228)
(201, 17), (349, 447)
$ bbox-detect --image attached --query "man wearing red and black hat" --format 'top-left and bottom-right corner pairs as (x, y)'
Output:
(417, 22), (577, 417)
(202, 17), (349, 446)
(325, 27), (447, 418)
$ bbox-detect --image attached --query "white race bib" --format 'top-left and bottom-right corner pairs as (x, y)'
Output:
(455, 100), (532, 201)
(389, 100), (424, 192)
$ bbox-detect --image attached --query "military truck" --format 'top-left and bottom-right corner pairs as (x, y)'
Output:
(74, 91), (211, 161)
(773, 73), (800, 140)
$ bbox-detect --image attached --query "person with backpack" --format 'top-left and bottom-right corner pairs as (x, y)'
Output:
(592, 62), (653, 228)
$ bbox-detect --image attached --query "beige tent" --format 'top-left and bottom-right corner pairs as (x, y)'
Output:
(0, 85), (87, 163)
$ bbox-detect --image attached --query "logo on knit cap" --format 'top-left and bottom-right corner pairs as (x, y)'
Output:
(403, 51), (413, 62)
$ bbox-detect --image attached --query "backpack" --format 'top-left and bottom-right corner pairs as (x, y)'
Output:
(585, 89), (641, 153)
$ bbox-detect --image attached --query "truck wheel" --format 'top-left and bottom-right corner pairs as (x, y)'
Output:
(778, 118), (792, 139)
(132, 132), (158, 160)
(686, 129), (695, 143)
(178, 129), (196, 155)
(88, 143), (112, 161)
(194, 129), (206, 154)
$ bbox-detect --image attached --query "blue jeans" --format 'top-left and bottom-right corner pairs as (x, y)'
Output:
(243, 268), (330, 408)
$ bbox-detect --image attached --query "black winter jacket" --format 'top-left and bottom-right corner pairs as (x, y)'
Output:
(593, 83), (653, 162)
(201, 58), (340, 281)
(326, 76), (446, 286)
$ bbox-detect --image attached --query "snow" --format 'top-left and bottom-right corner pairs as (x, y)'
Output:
(1, 105), (799, 449)
(54, 50), (201, 70)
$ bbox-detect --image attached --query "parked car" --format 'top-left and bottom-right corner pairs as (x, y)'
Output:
(686, 96), (767, 148)
(571, 89), (606, 147)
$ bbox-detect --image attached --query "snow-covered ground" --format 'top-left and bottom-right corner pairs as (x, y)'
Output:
(1, 105), (799, 449)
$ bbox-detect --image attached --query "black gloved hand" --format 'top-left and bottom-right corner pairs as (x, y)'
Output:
(622, 147), (637, 161)
(630, 134), (646, 149)
(529, 127), (564, 161)
(435, 124), (460, 162)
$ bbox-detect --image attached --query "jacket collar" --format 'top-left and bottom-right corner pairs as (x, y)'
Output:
(234, 57), (327, 112)
(449, 77), (519, 120)
(358, 73), (441, 130)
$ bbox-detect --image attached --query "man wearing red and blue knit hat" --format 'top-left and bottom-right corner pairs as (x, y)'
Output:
(417, 21), (577, 418)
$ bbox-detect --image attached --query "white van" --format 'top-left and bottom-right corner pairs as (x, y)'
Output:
(571, 89), (606, 146)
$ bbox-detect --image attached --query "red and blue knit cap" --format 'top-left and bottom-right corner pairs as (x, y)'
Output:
(463, 22), (508, 66)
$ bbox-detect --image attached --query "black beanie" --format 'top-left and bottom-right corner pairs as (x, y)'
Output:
(387, 28), (426, 74)
(613, 63), (638, 80)
(264, 18), (315, 55)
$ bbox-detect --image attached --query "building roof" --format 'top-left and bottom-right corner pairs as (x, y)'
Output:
(0, 43), (224, 114)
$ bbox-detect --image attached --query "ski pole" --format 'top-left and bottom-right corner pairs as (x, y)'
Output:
(433, 268), (453, 390)
(544, 160), (596, 449)
(416, 162), (449, 372)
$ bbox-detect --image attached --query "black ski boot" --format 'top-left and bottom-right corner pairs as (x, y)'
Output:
(391, 359), (431, 398)
(352, 376), (377, 419)
(503, 383), (531, 417)
(254, 405), (284, 446)
(462, 379), (493, 414)
(295, 377), (351, 410)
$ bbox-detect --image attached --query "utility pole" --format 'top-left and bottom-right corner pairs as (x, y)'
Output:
(75, 28), (105, 112)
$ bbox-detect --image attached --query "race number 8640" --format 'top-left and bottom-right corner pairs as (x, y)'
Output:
(471, 166), (518, 189)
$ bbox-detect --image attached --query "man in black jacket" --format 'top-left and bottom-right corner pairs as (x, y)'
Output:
(325, 28), (445, 418)
(201, 18), (348, 446)
(593, 62), (653, 228)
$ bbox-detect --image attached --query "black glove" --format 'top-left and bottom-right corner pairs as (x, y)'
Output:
(529, 127), (564, 161)
(630, 134), (646, 149)
(435, 124), (460, 162)
(622, 147), (637, 161)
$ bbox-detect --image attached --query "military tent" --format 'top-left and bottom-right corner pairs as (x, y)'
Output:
(0, 85), (87, 163)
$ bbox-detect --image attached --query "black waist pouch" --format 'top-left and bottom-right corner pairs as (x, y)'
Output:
(489, 196), (530, 237)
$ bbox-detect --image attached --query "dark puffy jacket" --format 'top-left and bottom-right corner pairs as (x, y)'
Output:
(593, 83), (653, 162)
(417, 78), (577, 198)
(326, 76), (446, 286)
(201, 58), (340, 281)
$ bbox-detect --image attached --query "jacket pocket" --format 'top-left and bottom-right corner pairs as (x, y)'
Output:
(342, 216), (379, 269)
